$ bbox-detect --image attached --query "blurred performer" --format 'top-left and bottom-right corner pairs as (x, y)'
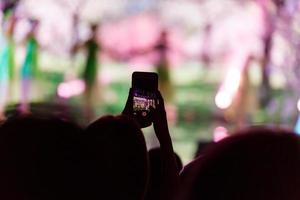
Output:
(129, 29), (176, 124)
(130, 29), (174, 102)
(200, 24), (213, 68)
(69, 13), (80, 70)
(73, 23), (121, 122)
(20, 19), (39, 113)
(153, 29), (178, 126)
(0, 6), (17, 119)
(82, 24), (100, 121)
(154, 29), (174, 103)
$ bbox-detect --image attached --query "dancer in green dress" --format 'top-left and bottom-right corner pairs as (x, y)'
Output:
(20, 19), (39, 113)
(83, 25), (99, 93)
(0, 8), (16, 119)
(131, 29), (174, 102)
(155, 30), (174, 103)
(82, 24), (100, 121)
(73, 23), (121, 122)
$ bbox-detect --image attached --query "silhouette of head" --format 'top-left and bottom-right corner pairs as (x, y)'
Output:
(179, 127), (300, 200)
(82, 115), (148, 200)
(90, 23), (99, 34)
(0, 115), (82, 200)
(29, 18), (39, 32)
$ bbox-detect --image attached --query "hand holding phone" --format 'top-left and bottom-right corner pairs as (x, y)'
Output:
(122, 72), (179, 199)
(132, 72), (158, 128)
(123, 72), (158, 128)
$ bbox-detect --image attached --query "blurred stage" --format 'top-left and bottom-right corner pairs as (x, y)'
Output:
(1, 0), (300, 163)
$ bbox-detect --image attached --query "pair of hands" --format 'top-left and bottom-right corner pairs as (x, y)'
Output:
(122, 89), (169, 139)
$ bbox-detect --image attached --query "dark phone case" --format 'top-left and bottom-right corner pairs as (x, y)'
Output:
(131, 72), (158, 128)
(132, 72), (158, 91)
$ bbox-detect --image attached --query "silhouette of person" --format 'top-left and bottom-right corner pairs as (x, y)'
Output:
(0, 115), (83, 200)
(178, 127), (300, 200)
(82, 115), (148, 200)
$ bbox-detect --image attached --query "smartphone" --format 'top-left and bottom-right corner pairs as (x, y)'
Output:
(132, 72), (158, 128)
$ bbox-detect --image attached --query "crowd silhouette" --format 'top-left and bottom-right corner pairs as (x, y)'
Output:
(0, 78), (300, 200)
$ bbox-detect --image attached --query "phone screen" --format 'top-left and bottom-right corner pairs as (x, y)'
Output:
(131, 72), (158, 127)
(133, 89), (156, 117)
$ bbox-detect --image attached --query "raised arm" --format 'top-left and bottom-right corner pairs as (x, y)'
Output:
(151, 91), (179, 200)
(122, 88), (180, 200)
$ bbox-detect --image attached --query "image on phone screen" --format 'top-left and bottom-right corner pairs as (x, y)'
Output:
(133, 89), (156, 117)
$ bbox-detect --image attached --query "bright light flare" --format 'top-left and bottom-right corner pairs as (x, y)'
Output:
(215, 91), (232, 109)
(297, 99), (300, 112)
(223, 68), (241, 92)
(57, 79), (85, 99)
(215, 67), (242, 109)
(213, 126), (229, 142)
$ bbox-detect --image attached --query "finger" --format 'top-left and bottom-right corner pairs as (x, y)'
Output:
(122, 88), (134, 115)
(155, 90), (165, 110)
(149, 106), (157, 122)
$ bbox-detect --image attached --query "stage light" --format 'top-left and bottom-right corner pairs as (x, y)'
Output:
(215, 91), (232, 109)
(215, 65), (242, 110)
(224, 67), (241, 92)
(213, 126), (229, 142)
(295, 115), (300, 136)
(297, 99), (300, 112)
